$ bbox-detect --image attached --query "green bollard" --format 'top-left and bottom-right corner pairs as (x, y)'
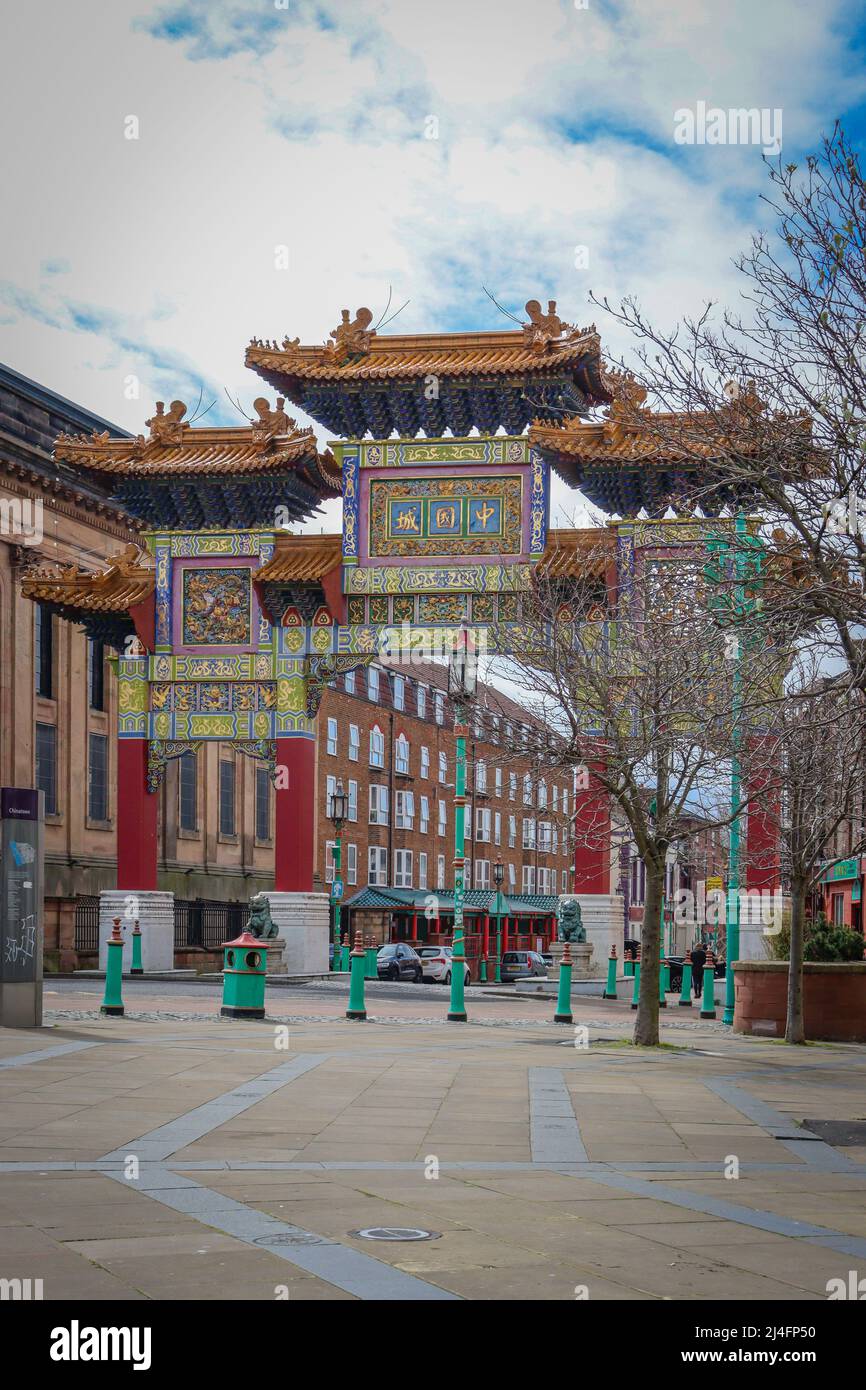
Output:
(659, 954), (670, 1008)
(700, 950), (717, 1019)
(365, 940), (377, 980)
(221, 931), (269, 1019)
(554, 941), (574, 1023)
(624, 948), (634, 978)
(101, 917), (125, 1017)
(130, 918), (143, 976)
(340, 933), (350, 973)
(346, 930), (367, 1020)
(630, 951), (641, 1010)
(679, 949), (693, 1007)
(603, 944), (618, 1000)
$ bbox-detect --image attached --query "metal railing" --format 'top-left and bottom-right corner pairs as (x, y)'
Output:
(73, 895), (100, 953)
(174, 899), (246, 951)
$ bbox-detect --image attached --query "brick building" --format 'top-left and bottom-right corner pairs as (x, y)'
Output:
(315, 656), (575, 956)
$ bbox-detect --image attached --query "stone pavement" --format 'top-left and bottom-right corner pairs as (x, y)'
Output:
(2, 996), (866, 1301)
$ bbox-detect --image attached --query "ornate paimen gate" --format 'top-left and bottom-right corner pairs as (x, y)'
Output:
(20, 299), (780, 972)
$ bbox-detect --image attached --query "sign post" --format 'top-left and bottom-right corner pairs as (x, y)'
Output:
(0, 788), (44, 1028)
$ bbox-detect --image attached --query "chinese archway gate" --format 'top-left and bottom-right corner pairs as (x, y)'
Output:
(20, 300), (778, 971)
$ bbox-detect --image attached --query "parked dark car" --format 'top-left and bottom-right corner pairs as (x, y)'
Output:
(500, 950), (548, 983)
(377, 943), (424, 982)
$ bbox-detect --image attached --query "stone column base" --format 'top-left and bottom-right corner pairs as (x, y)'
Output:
(548, 939), (595, 979)
(264, 937), (287, 975)
(557, 895), (623, 978)
(99, 891), (175, 973)
(260, 892), (329, 975)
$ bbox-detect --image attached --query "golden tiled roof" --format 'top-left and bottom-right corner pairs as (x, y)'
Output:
(246, 301), (604, 384)
(53, 398), (338, 487)
(539, 528), (614, 577)
(255, 534), (342, 583)
(21, 544), (155, 611)
(529, 415), (723, 466)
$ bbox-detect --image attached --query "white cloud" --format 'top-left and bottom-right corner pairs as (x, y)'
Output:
(0, 0), (862, 534)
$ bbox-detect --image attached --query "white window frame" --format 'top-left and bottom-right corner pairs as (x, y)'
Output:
(369, 725), (385, 769)
(420, 795), (430, 834)
(395, 733), (410, 776)
(348, 724), (360, 762)
(420, 745), (430, 779)
(326, 718), (338, 757)
(369, 846), (388, 886)
(369, 784), (389, 825)
(347, 842), (358, 886)
(419, 851), (428, 890)
(348, 779), (358, 823)
(395, 848), (413, 889)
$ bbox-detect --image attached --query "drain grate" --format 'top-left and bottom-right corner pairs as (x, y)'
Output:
(351, 1227), (440, 1242)
(254, 1232), (330, 1247)
(802, 1119), (866, 1147)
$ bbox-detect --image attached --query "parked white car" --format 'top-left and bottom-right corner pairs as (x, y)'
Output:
(417, 945), (471, 985)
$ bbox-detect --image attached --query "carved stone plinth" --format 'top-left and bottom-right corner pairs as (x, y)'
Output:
(259, 892), (329, 975)
(264, 937), (287, 974)
(549, 939), (595, 979)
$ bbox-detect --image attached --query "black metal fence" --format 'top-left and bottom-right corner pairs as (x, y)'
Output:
(74, 896), (100, 953)
(174, 899), (247, 951)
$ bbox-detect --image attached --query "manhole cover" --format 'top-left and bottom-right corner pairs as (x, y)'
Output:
(351, 1227), (440, 1242)
(253, 1232), (329, 1247)
(803, 1119), (866, 1147)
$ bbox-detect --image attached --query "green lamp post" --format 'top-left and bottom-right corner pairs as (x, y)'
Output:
(328, 779), (348, 973)
(492, 855), (505, 985)
(447, 620), (477, 1022)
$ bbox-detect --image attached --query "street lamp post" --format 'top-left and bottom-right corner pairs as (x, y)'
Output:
(328, 779), (349, 974)
(493, 855), (505, 984)
(447, 620), (477, 1022)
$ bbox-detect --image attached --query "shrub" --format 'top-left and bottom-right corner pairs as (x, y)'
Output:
(769, 913), (864, 962)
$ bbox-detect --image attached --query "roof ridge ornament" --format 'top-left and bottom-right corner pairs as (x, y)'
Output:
(521, 299), (591, 356)
(145, 399), (188, 444)
(251, 396), (293, 442)
(326, 306), (376, 363)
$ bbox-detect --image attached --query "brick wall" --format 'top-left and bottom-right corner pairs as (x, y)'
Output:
(315, 657), (574, 903)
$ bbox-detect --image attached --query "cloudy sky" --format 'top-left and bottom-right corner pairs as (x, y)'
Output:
(1, 0), (865, 531)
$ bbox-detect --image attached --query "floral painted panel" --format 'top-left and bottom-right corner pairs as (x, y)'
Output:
(182, 567), (251, 647)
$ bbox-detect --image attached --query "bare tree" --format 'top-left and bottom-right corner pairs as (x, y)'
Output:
(593, 125), (866, 685)
(759, 666), (866, 1043)
(492, 532), (782, 1046)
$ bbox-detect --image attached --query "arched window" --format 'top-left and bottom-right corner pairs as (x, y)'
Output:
(369, 725), (385, 769)
(395, 733), (410, 775)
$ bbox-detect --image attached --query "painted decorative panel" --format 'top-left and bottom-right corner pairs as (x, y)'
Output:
(181, 567), (251, 647)
(355, 436), (529, 468)
(345, 562), (533, 595)
(369, 476), (523, 558)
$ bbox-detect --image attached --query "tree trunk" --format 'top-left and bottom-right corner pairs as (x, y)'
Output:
(634, 862), (664, 1045)
(785, 881), (807, 1044)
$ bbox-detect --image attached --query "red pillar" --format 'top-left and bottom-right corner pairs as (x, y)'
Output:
(573, 761), (610, 893)
(745, 740), (780, 892)
(275, 735), (316, 892)
(117, 739), (158, 890)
